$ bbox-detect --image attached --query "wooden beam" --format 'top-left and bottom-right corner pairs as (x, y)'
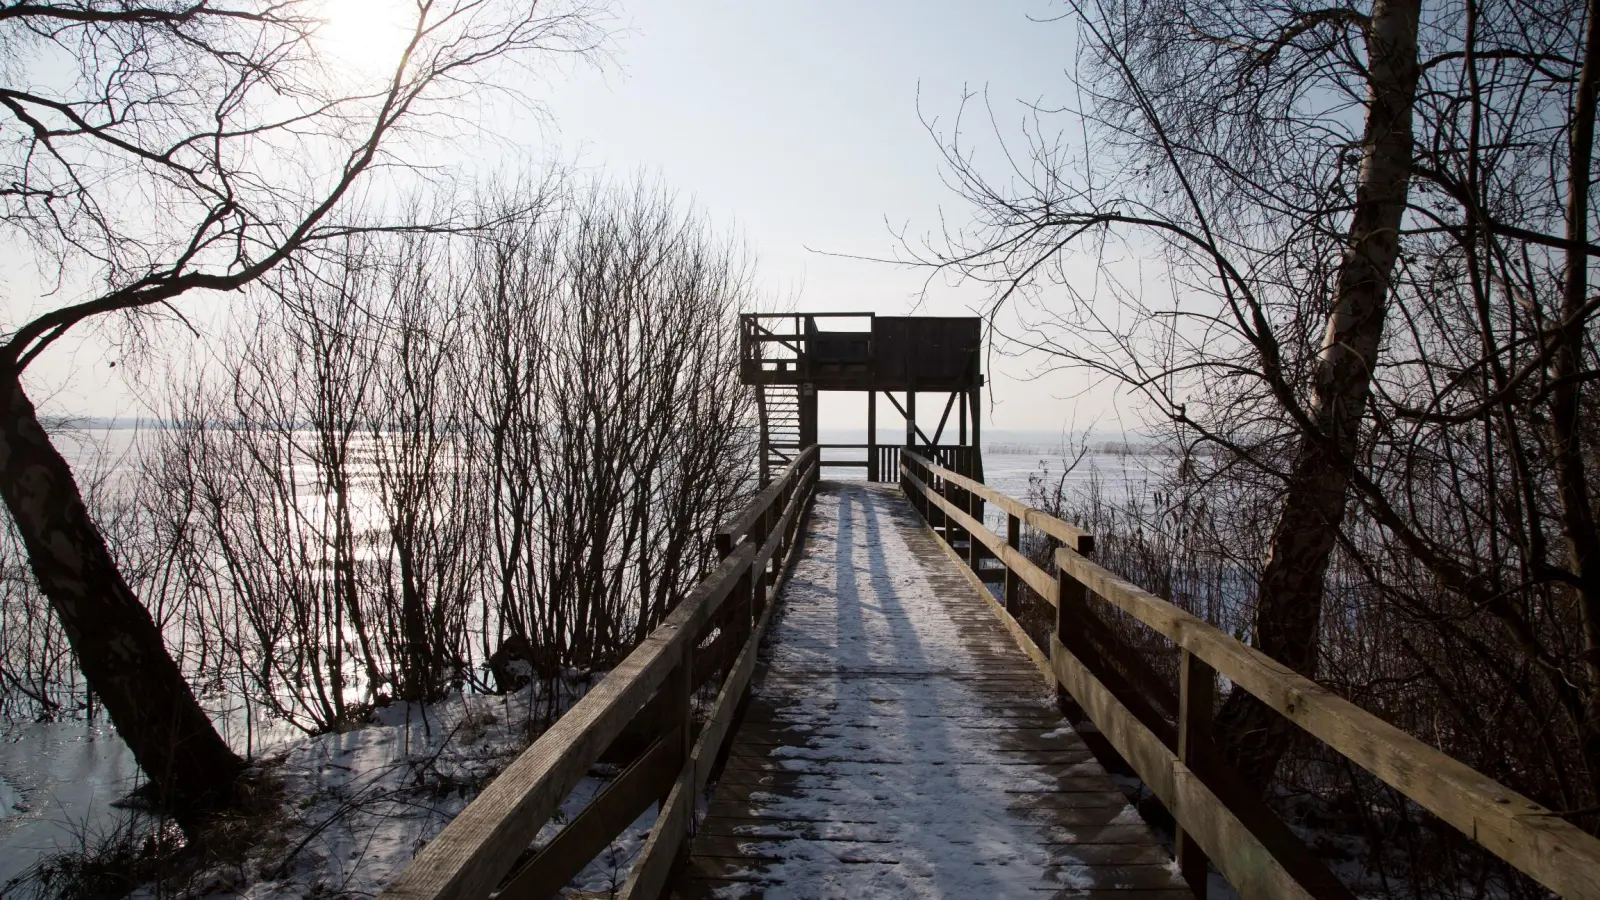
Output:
(969, 384), (981, 457)
(497, 734), (679, 899)
(880, 390), (934, 446)
(931, 391), (958, 446)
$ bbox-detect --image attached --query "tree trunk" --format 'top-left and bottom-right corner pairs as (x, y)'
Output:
(1550, 0), (1600, 749)
(0, 369), (244, 829)
(1214, 0), (1422, 780)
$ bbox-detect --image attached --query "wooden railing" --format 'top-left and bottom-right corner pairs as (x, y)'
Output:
(816, 442), (980, 484)
(900, 449), (1600, 900)
(739, 312), (874, 381)
(380, 446), (819, 900)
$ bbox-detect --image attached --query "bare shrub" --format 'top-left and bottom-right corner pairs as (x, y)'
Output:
(102, 177), (759, 736)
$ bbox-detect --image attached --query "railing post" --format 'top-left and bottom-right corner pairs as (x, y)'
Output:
(966, 479), (982, 575)
(867, 392), (878, 482)
(1003, 513), (1020, 610)
(733, 557), (754, 652)
(661, 654), (692, 806)
(746, 498), (767, 619)
(1055, 558), (1082, 649)
(1176, 648), (1216, 898)
(1054, 550), (1087, 720)
(777, 477), (792, 570)
(936, 467), (951, 540)
(764, 499), (779, 586)
(752, 514), (770, 620)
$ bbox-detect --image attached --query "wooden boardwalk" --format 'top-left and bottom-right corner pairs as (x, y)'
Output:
(674, 482), (1190, 899)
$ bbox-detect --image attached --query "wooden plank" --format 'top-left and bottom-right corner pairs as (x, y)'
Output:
(380, 542), (756, 900)
(693, 817), (1162, 846)
(499, 734), (680, 899)
(1053, 548), (1600, 900)
(688, 834), (1171, 866)
(903, 450), (1093, 552)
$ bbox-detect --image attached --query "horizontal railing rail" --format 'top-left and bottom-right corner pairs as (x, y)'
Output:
(381, 446), (820, 900)
(900, 449), (1600, 900)
(812, 443), (980, 483)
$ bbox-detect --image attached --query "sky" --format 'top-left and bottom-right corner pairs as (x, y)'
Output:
(532, 0), (1128, 435)
(12, 0), (1145, 439)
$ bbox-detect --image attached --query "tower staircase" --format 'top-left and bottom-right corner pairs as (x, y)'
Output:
(757, 382), (802, 485)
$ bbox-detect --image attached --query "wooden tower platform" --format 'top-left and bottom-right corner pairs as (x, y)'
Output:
(740, 314), (985, 486)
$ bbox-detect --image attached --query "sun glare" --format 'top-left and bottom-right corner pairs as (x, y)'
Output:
(315, 0), (417, 79)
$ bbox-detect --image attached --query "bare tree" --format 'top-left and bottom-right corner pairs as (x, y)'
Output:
(466, 180), (757, 682)
(365, 229), (483, 703)
(0, 0), (608, 827)
(1215, 0), (1423, 778)
(133, 177), (756, 743)
(921, 0), (1600, 833)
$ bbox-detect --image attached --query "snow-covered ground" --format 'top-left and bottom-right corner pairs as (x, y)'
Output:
(0, 683), (659, 898)
(195, 687), (655, 899)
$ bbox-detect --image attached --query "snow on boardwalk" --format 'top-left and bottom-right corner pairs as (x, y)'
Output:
(674, 482), (1190, 899)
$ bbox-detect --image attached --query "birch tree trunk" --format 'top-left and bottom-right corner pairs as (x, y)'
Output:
(0, 370), (245, 829)
(1214, 0), (1423, 780)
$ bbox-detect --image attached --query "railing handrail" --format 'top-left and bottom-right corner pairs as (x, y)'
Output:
(897, 453), (1600, 900)
(381, 446), (820, 900)
(1053, 543), (1600, 898)
(902, 448), (1093, 552)
(740, 311), (875, 323)
(719, 445), (818, 543)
